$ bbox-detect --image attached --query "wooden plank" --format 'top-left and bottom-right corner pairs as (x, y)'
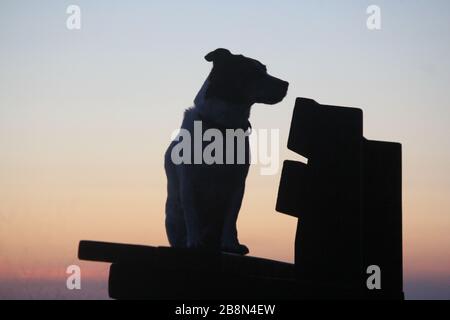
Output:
(108, 263), (298, 300)
(78, 241), (295, 279)
(276, 160), (310, 218)
(278, 98), (364, 292)
(362, 140), (403, 299)
(78, 240), (158, 263)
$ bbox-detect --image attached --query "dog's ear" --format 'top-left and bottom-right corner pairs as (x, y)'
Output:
(205, 48), (231, 62)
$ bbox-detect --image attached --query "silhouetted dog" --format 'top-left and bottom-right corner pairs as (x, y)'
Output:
(165, 48), (289, 254)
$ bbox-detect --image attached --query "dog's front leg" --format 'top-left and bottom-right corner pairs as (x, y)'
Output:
(178, 164), (226, 250)
(221, 182), (249, 255)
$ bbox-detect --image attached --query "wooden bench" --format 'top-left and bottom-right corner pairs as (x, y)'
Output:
(78, 240), (297, 299)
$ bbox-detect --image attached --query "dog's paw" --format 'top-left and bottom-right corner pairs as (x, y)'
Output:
(221, 244), (250, 255)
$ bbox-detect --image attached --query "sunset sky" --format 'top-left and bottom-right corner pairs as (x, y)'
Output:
(1, 0), (449, 299)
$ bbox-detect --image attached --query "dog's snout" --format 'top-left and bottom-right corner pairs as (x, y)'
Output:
(280, 80), (289, 95)
(275, 79), (289, 98)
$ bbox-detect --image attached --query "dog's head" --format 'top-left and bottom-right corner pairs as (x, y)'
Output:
(204, 48), (289, 106)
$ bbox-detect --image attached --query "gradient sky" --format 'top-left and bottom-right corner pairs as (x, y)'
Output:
(0, 0), (449, 299)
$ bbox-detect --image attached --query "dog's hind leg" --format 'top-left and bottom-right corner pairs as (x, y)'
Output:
(165, 153), (187, 248)
(165, 196), (187, 247)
